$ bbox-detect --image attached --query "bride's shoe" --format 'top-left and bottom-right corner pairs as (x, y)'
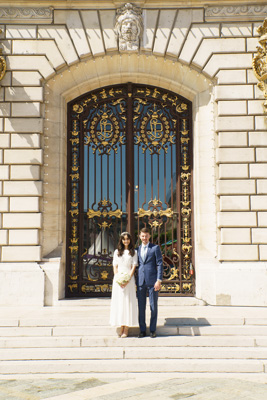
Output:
(121, 326), (129, 338)
(118, 326), (124, 337)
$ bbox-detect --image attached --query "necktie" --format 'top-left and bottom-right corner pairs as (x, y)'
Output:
(141, 245), (147, 261)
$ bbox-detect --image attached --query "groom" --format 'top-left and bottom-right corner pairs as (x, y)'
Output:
(137, 227), (163, 338)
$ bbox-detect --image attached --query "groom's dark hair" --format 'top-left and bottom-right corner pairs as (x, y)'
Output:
(140, 227), (150, 234)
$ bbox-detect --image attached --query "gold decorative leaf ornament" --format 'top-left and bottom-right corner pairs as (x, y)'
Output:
(253, 18), (267, 112)
(0, 37), (6, 81)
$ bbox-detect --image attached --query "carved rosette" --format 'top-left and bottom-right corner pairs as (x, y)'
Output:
(253, 18), (267, 113)
(115, 3), (143, 52)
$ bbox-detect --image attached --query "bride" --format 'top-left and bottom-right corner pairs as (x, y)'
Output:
(109, 232), (138, 337)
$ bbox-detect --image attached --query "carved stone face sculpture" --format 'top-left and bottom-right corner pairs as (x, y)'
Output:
(121, 18), (138, 42)
(115, 3), (143, 52)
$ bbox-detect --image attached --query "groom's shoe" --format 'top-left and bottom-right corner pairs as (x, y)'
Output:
(138, 331), (146, 338)
(150, 331), (156, 338)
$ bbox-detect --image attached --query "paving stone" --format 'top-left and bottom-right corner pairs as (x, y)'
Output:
(0, 378), (109, 400)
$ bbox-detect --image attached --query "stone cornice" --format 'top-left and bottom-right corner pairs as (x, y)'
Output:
(0, 7), (53, 23)
(205, 4), (267, 21)
(0, 0), (264, 9)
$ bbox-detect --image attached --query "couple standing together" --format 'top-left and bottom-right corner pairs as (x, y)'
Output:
(110, 227), (163, 338)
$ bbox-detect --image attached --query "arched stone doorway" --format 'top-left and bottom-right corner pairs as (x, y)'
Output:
(41, 54), (216, 305)
(66, 82), (194, 297)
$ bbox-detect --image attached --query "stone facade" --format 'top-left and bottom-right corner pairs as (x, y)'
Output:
(0, 0), (267, 306)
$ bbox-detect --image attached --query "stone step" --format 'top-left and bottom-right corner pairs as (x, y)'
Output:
(0, 327), (53, 337)
(52, 325), (179, 337)
(0, 335), (264, 349)
(179, 326), (267, 336)
(1, 325), (267, 337)
(1, 316), (266, 328)
(56, 297), (206, 307)
(0, 347), (267, 361)
(53, 325), (267, 337)
(0, 359), (264, 374)
(8, 316), (249, 327)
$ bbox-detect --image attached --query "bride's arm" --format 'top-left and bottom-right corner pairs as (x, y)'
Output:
(113, 264), (118, 275)
(113, 250), (118, 276)
(129, 264), (137, 279)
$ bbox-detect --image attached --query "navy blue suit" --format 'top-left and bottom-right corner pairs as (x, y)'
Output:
(137, 243), (163, 333)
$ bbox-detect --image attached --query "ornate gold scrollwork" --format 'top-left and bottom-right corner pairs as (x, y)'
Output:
(136, 104), (175, 154)
(253, 18), (267, 112)
(138, 198), (173, 228)
(73, 104), (84, 114)
(176, 103), (187, 113)
(0, 32), (6, 82)
(69, 275), (78, 281)
(81, 284), (112, 293)
(161, 283), (180, 293)
(84, 104), (125, 155)
(179, 118), (194, 285)
(101, 271), (109, 280)
(87, 198), (122, 230)
(183, 283), (192, 291)
(68, 283), (78, 292)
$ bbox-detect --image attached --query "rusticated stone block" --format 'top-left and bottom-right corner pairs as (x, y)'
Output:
(4, 149), (42, 164)
(9, 229), (39, 245)
(3, 181), (42, 196)
(219, 164), (248, 179)
(3, 213), (41, 228)
(1, 246), (41, 262)
(10, 197), (39, 212)
(221, 228), (250, 244)
(218, 245), (258, 261)
(217, 180), (255, 195)
(218, 212), (257, 227)
(220, 196), (250, 211)
(216, 148), (254, 163)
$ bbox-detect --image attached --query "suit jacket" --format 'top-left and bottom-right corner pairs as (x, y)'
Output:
(137, 242), (163, 286)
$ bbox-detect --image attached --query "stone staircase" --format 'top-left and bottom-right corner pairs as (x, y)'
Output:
(0, 299), (267, 375)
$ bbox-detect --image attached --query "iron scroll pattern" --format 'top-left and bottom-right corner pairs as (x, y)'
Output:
(133, 85), (194, 295)
(67, 116), (80, 294)
(67, 84), (195, 297)
(67, 86), (127, 296)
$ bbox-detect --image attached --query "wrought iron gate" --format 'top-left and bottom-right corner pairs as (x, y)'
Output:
(66, 83), (194, 297)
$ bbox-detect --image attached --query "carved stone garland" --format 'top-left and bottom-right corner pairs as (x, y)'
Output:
(253, 18), (267, 113)
(0, 29), (6, 82)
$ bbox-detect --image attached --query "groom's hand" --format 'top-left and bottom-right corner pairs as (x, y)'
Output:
(154, 280), (161, 291)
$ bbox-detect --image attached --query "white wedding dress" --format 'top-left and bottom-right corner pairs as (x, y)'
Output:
(109, 249), (138, 326)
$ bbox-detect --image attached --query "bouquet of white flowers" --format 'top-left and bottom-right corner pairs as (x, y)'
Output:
(116, 271), (131, 286)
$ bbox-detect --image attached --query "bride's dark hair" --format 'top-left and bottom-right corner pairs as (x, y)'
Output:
(117, 232), (135, 257)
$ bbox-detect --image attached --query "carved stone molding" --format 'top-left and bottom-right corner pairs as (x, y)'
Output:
(205, 5), (267, 21)
(0, 7), (53, 24)
(115, 3), (143, 52)
(253, 18), (267, 113)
